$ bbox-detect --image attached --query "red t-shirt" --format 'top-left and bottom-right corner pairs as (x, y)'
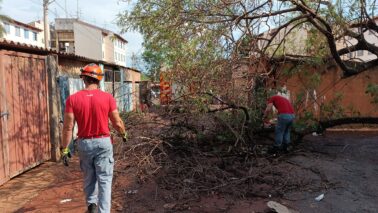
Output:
(267, 95), (294, 114)
(65, 89), (117, 138)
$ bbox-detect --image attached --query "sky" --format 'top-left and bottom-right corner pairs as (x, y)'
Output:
(0, 0), (144, 67)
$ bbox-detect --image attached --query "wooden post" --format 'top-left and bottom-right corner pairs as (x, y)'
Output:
(47, 55), (61, 161)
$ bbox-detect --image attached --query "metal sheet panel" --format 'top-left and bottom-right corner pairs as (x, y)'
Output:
(125, 82), (133, 111)
(68, 78), (83, 138)
(58, 77), (84, 139)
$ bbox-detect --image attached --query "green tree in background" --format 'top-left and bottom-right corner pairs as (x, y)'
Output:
(118, 0), (378, 80)
(0, 0), (9, 37)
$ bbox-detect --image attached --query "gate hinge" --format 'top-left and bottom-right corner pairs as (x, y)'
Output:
(0, 112), (10, 119)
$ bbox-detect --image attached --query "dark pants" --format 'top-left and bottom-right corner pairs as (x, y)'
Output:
(274, 114), (295, 147)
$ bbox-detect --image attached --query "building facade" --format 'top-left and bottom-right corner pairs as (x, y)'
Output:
(0, 18), (44, 47)
(52, 18), (127, 66)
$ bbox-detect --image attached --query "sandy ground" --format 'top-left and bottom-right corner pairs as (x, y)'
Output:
(0, 131), (377, 213)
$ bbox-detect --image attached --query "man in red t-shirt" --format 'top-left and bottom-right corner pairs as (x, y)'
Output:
(263, 94), (295, 154)
(61, 63), (127, 213)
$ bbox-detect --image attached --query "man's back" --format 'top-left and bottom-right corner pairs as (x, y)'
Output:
(267, 95), (294, 114)
(65, 89), (116, 138)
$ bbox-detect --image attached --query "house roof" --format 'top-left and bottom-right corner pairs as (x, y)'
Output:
(3, 18), (43, 32)
(0, 39), (134, 70)
(0, 39), (50, 53)
(125, 67), (141, 73)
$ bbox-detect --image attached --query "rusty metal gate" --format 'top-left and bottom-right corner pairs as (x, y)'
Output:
(0, 50), (50, 185)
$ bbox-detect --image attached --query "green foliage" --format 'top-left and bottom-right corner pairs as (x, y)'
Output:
(0, 1), (8, 37)
(293, 91), (305, 111)
(305, 29), (329, 59)
(308, 72), (321, 89)
(215, 110), (246, 142)
(320, 92), (345, 120)
(116, 0), (375, 139)
(293, 111), (317, 132)
(141, 72), (150, 81)
(365, 83), (378, 105)
(117, 1), (229, 73)
(346, 104), (361, 117)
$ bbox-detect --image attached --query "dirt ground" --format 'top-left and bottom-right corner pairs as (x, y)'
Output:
(1, 130), (378, 213)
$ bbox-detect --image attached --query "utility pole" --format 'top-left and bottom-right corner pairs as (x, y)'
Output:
(77, 0), (79, 18)
(65, 0), (68, 18)
(43, 0), (54, 49)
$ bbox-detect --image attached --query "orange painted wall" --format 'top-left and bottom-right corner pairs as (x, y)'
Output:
(275, 63), (378, 117)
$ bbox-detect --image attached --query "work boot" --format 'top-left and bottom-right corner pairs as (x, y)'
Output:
(282, 143), (292, 153)
(267, 146), (280, 155)
(87, 203), (97, 213)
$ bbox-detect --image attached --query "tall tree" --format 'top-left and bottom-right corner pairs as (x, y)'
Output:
(118, 0), (378, 78)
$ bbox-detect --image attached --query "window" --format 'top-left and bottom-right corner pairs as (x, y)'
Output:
(105, 70), (113, 82)
(114, 70), (121, 82)
(104, 70), (121, 82)
(33, 32), (37, 41)
(348, 52), (354, 58)
(24, 29), (29, 39)
(15, 26), (20, 36)
(357, 50), (364, 56)
(4, 23), (10, 33)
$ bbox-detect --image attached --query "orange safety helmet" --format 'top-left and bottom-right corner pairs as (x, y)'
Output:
(80, 63), (104, 81)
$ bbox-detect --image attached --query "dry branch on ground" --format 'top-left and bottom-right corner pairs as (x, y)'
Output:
(112, 110), (328, 201)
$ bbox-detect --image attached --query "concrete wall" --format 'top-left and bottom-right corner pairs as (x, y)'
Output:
(55, 19), (75, 30)
(103, 34), (114, 63)
(259, 26), (308, 56)
(73, 22), (102, 60)
(124, 68), (141, 82)
(58, 57), (84, 77)
(124, 68), (141, 110)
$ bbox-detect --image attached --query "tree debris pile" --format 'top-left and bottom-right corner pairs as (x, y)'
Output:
(113, 110), (323, 200)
